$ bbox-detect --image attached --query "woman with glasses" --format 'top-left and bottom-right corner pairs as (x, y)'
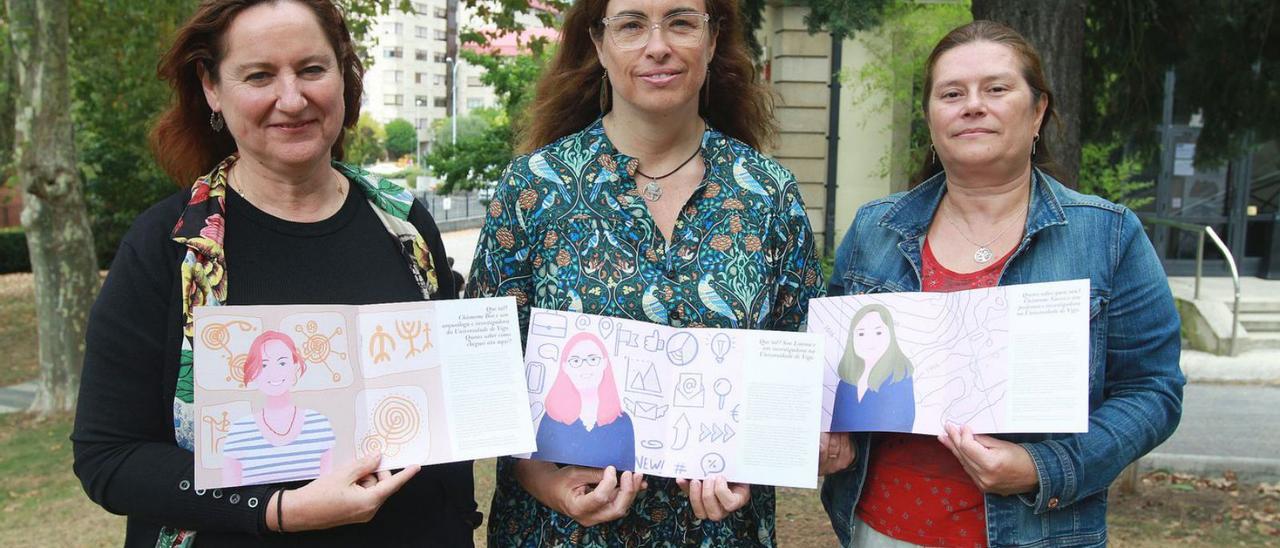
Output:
(467, 0), (824, 544)
(532, 333), (635, 471)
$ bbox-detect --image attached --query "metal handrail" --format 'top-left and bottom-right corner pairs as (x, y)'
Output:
(1143, 217), (1242, 354)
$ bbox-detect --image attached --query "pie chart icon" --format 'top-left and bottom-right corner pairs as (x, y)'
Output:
(665, 332), (699, 366)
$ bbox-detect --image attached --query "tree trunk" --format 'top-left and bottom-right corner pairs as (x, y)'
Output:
(8, 0), (98, 415)
(971, 0), (1084, 188)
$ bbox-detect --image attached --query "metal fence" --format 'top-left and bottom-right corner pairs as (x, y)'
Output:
(408, 188), (487, 230)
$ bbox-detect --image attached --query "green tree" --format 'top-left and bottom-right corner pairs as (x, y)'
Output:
(1079, 138), (1153, 210)
(345, 114), (386, 166)
(384, 118), (418, 160)
(10, 0), (100, 414)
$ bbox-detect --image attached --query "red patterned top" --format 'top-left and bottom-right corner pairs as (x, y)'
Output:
(854, 238), (1015, 547)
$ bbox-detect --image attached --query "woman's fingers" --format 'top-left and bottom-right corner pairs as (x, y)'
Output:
(687, 479), (707, 519)
(712, 477), (750, 516)
(367, 465), (420, 499)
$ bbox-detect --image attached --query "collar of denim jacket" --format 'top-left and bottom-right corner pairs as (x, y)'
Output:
(876, 167), (1069, 242)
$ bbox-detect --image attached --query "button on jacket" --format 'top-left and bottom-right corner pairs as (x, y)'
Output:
(821, 169), (1184, 547)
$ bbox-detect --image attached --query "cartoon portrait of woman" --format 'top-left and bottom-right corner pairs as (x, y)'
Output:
(220, 331), (337, 486)
(532, 332), (635, 471)
(830, 304), (916, 432)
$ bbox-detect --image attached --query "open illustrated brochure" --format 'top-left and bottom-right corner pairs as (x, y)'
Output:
(521, 308), (826, 489)
(192, 297), (535, 489)
(807, 279), (1090, 436)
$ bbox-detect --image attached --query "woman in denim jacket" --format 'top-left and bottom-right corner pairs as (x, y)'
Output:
(818, 21), (1184, 547)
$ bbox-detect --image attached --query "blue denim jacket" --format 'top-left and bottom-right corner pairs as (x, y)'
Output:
(820, 170), (1184, 547)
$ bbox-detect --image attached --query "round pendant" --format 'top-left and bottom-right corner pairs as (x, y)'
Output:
(973, 246), (995, 264)
(642, 180), (663, 202)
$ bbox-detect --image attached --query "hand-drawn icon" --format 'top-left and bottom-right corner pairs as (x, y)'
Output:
(598, 318), (616, 341)
(526, 362), (546, 393)
(537, 343), (559, 361)
(710, 333), (732, 363)
(530, 312), (568, 338)
(673, 463), (687, 475)
(359, 395), (421, 458)
(673, 372), (705, 408)
(640, 439), (663, 450)
(671, 413), (691, 450)
(644, 329), (666, 352)
(624, 398), (670, 420)
(530, 401), (545, 422)
(369, 325), (395, 364)
(614, 326), (641, 355)
(295, 320), (345, 382)
(625, 358), (662, 395)
(730, 404), (741, 423)
(202, 411), (232, 455)
(395, 319), (433, 358)
(713, 378), (732, 410)
(700, 452), (726, 475)
(666, 332), (699, 366)
(574, 315), (591, 330)
(201, 320), (255, 385)
(698, 422), (736, 443)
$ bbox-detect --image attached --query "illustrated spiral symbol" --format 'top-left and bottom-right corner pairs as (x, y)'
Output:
(201, 324), (230, 350)
(374, 397), (419, 444)
(228, 354), (248, 384)
(303, 336), (330, 363)
(360, 434), (387, 457)
(306, 320), (318, 333)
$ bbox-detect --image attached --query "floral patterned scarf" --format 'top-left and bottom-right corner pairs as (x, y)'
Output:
(157, 155), (438, 547)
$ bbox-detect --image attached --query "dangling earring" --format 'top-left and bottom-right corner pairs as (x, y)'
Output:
(701, 66), (711, 111)
(930, 144), (937, 165)
(599, 70), (610, 113)
(210, 111), (225, 132)
(1032, 134), (1039, 157)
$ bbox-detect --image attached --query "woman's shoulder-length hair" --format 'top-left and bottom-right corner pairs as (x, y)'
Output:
(543, 332), (624, 426)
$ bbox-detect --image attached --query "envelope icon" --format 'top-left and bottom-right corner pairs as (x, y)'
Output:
(624, 398), (670, 420)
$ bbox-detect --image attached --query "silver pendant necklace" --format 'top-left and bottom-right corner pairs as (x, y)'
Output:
(940, 197), (1029, 264)
(636, 135), (702, 202)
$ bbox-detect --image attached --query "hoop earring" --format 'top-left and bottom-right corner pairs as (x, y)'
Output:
(1031, 134), (1039, 157)
(599, 71), (610, 113)
(210, 111), (225, 132)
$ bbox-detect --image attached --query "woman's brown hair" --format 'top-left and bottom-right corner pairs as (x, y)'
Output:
(912, 20), (1062, 186)
(149, 0), (364, 186)
(519, 0), (776, 153)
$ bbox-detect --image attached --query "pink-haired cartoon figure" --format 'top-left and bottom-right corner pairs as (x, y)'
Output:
(220, 330), (336, 486)
(533, 332), (635, 470)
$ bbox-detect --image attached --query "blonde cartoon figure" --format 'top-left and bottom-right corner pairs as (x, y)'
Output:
(830, 304), (916, 432)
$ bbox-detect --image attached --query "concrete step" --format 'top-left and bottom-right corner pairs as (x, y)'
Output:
(1238, 332), (1280, 353)
(1232, 300), (1280, 313)
(1241, 312), (1280, 332)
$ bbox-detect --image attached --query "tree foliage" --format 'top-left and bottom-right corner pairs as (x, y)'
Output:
(1080, 137), (1154, 210)
(384, 118), (418, 160)
(801, 0), (893, 39)
(345, 114), (386, 166)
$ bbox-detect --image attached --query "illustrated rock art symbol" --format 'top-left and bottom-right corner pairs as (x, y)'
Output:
(369, 325), (395, 364)
(395, 319), (433, 358)
(665, 332), (699, 366)
(295, 320), (345, 382)
(360, 396), (421, 458)
(710, 333), (731, 363)
(698, 422), (736, 443)
(526, 362), (546, 393)
(625, 358), (662, 396)
(202, 411), (232, 454)
(713, 378), (732, 409)
(673, 373), (705, 408)
(700, 452), (726, 476)
(201, 320), (255, 385)
(671, 413), (692, 450)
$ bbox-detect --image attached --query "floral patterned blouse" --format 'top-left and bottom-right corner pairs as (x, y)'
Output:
(467, 119), (824, 546)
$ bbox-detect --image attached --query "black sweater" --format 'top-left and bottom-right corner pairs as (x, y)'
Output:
(72, 187), (477, 546)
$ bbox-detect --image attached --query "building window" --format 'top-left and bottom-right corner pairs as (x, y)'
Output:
(434, 53), (447, 63)
(415, 49), (429, 61)
(417, 118), (429, 130)
(384, 47), (402, 59)
(413, 2), (429, 13)
(414, 72), (427, 84)
(383, 70), (403, 83)
(415, 26), (430, 38)
(467, 97), (484, 109)
(434, 97), (448, 108)
(467, 75), (483, 87)
(415, 95), (430, 107)
(434, 30), (447, 41)
(384, 94), (403, 106)
(386, 22), (402, 35)
(434, 7), (447, 19)
(434, 74), (445, 86)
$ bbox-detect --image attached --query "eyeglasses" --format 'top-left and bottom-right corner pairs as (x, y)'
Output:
(567, 354), (603, 368)
(599, 12), (711, 50)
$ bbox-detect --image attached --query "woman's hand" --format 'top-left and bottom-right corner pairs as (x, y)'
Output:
(267, 454), (420, 532)
(675, 477), (751, 521)
(515, 460), (646, 527)
(818, 432), (856, 475)
(938, 422), (1039, 496)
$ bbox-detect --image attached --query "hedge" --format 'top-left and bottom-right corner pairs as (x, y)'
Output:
(0, 227), (30, 274)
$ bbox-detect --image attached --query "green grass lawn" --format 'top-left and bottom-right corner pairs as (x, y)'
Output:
(1, 272), (1276, 545)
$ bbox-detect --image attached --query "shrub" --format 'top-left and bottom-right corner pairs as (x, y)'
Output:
(0, 227), (30, 274)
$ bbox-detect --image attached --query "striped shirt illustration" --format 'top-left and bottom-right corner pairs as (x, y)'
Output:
(221, 409), (335, 484)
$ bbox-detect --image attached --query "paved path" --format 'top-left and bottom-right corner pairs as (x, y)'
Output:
(0, 381), (36, 413)
(1144, 383), (1280, 481)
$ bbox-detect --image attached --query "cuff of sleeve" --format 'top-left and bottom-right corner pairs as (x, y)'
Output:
(1017, 440), (1076, 514)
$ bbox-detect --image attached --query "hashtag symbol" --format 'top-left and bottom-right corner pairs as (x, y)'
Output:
(674, 464), (686, 474)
